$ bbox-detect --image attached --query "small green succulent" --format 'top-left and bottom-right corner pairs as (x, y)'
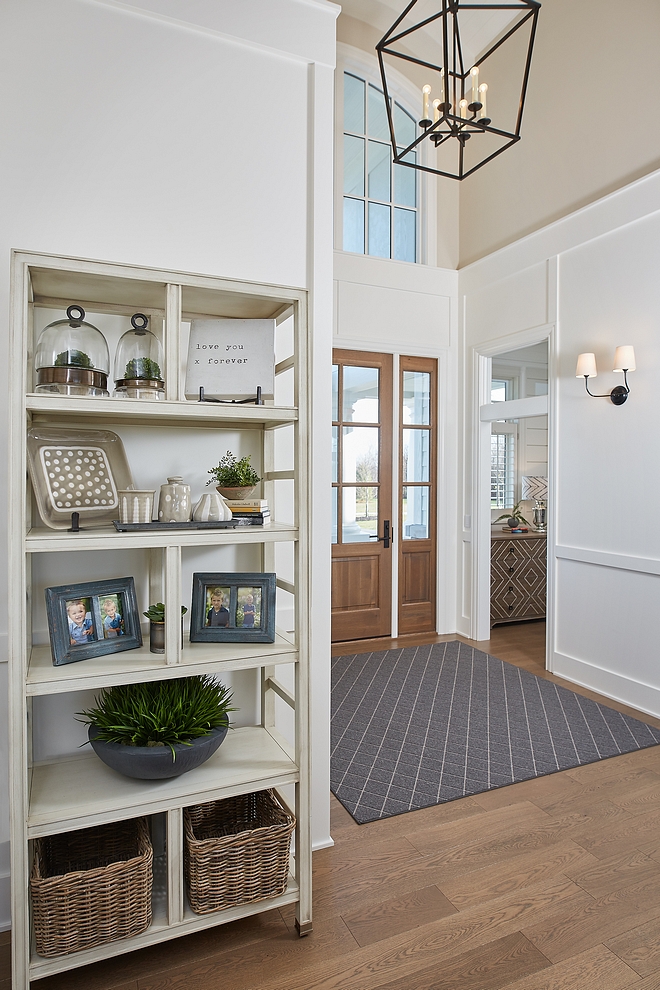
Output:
(143, 603), (187, 622)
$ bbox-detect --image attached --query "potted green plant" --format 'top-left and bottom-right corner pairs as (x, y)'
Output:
(207, 451), (261, 499)
(144, 603), (187, 654)
(494, 501), (532, 529)
(78, 675), (237, 779)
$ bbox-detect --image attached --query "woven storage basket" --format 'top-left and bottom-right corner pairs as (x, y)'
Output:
(184, 789), (295, 915)
(31, 817), (153, 957)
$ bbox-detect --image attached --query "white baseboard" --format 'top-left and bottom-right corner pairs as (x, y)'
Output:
(312, 835), (334, 851)
(552, 651), (660, 720)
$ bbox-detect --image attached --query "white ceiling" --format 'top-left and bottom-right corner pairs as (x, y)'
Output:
(339, 0), (525, 70)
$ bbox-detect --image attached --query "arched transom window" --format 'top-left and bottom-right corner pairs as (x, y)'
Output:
(342, 72), (418, 263)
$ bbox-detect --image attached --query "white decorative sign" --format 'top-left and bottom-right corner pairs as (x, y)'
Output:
(185, 318), (275, 400)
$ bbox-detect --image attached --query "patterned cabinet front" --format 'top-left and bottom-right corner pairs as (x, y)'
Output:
(491, 533), (546, 625)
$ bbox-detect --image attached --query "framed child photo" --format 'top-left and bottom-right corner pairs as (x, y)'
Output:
(45, 577), (142, 666)
(190, 572), (276, 644)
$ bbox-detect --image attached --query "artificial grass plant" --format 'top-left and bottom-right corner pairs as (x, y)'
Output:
(78, 675), (236, 753)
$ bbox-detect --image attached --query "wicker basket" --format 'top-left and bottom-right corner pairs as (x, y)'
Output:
(31, 818), (153, 957)
(184, 789), (295, 915)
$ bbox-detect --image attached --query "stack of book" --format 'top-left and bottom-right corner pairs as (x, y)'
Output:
(224, 498), (271, 526)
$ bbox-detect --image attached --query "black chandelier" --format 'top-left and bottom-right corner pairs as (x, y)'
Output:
(376, 0), (541, 181)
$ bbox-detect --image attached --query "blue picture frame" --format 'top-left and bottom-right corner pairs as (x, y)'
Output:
(190, 572), (276, 643)
(45, 576), (142, 666)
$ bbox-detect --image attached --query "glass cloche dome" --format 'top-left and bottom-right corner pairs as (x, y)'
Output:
(114, 313), (165, 400)
(35, 305), (110, 396)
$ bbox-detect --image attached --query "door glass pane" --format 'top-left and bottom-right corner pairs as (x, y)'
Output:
(403, 429), (430, 482)
(368, 203), (390, 258)
(394, 157), (416, 206)
(402, 371), (430, 424)
(344, 73), (365, 133)
(342, 427), (379, 483)
(331, 488), (338, 543)
(368, 141), (390, 201)
(344, 135), (365, 196)
(342, 366), (379, 422)
(343, 486), (378, 543)
(394, 102), (416, 147)
(356, 485), (378, 538)
(343, 198), (365, 253)
(332, 426), (338, 483)
(332, 365), (338, 421)
(393, 208), (416, 263)
(368, 83), (389, 140)
(402, 486), (429, 539)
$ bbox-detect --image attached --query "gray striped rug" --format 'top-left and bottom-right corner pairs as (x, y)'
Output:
(331, 641), (660, 824)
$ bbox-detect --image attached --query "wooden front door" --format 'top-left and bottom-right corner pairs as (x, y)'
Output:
(398, 356), (437, 634)
(331, 350), (393, 641)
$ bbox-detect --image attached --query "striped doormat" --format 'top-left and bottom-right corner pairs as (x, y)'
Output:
(331, 640), (660, 824)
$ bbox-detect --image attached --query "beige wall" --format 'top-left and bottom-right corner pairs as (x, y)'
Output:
(458, 0), (660, 266)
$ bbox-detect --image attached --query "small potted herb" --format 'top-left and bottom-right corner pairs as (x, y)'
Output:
(494, 501), (532, 529)
(207, 451), (261, 499)
(78, 675), (237, 779)
(144, 603), (187, 654)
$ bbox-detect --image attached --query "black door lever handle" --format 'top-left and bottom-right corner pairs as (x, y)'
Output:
(369, 519), (391, 549)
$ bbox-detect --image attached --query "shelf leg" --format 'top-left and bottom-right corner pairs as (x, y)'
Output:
(164, 546), (182, 665)
(166, 808), (184, 925)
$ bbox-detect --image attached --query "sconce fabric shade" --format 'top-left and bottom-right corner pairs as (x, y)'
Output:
(522, 476), (548, 500)
(576, 353), (597, 378)
(613, 346), (636, 372)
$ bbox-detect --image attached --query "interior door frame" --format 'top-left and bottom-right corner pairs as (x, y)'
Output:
(472, 322), (556, 671)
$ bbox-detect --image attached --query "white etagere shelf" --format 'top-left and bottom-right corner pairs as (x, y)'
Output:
(9, 250), (312, 988)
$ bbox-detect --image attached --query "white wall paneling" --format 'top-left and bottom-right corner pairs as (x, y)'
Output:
(460, 165), (660, 714)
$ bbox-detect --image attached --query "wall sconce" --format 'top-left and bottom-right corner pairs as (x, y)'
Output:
(576, 346), (635, 405)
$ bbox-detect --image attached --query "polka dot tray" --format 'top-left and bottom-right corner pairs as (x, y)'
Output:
(27, 427), (134, 530)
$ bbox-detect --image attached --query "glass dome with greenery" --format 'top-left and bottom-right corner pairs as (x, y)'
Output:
(35, 304), (110, 396)
(114, 313), (165, 400)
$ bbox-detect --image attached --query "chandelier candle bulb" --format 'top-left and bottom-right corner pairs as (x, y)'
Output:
(459, 99), (468, 119)
(470, 66), (479, 105)
(478, 83), (488, 118)
(422, 84), (432, 122)
(433, 98), (441, 122)
(440, 67), (445, 104)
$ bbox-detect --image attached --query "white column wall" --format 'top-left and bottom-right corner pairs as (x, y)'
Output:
(458, 167), (660, 718)
(333, 252), (459, 637)
(0, 0), (338, 928)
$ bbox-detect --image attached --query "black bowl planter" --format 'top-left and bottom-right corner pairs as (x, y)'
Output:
(88, 722), (229, 779)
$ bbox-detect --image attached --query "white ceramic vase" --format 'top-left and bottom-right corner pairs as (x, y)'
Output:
(192, 490), (233, 522)
(158, 476), (191, 523)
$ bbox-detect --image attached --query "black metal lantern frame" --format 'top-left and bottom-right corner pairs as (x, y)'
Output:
(376, 0), (541, 181)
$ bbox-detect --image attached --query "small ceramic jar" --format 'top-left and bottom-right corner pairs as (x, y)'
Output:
(192, 491), (232, 522)
(158, 477), (191, 523)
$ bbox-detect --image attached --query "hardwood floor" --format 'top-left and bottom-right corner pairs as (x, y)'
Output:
(7, 621), (660, 989)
